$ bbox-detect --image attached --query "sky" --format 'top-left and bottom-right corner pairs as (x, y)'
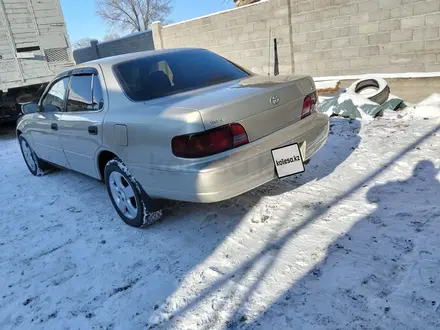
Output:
(60, 0), (234, 43)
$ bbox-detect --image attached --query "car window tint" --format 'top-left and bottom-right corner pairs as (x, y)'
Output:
(67, 75), (94, 112)
(92, 74), (104, 110)
(41, 77), (69, 112)
(114, 49), (249, 102)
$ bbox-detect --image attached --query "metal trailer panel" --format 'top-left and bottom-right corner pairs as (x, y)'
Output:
(0, 0), (74, 91)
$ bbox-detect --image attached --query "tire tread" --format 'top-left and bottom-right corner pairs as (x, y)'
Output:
(105, 158), (163, 228)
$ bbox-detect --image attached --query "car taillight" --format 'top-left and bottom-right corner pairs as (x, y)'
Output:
(301, 92), (317, 119)
(172, 123), (249, 158)
(230, 123), (248, 148)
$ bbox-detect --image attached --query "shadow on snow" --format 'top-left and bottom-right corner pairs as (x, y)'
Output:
(148, 122), (440, 330)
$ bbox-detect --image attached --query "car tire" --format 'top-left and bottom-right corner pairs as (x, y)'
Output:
(18, 135), (51, 176)
(347, 78), (390, 105)
(104, 158), (163, 228)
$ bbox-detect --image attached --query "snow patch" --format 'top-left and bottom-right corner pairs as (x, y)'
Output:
(403, 93), (440, 119)
(417, 93), (440, 108)
(337, 92), (378, 107)
(336, 92), (376, 122)
(319, 95), (336, 103)
(325, 105), (335, 117)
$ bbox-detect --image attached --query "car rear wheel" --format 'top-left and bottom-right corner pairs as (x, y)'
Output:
(104, 158), (163, 228)
(18, 135), (51, 176)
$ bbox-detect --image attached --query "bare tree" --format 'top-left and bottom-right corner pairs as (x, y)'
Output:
(103, 33), (121, 41)
(73, 38), (93, 49)
(96, 0), (172, 32)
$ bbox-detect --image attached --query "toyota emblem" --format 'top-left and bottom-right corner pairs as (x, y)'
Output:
(270, 95), (280, 105)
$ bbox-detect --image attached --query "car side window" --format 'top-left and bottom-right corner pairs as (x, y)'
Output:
(92, 74), (104, 110)
(66, 74), (104, 112)
(66, 75), (94, 112)
(41, 77), (70, 112)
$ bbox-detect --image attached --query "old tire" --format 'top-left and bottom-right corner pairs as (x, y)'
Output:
(18, 135), (51, 176)
(347, 78), (390, 105)
(104, 158), (163, 228)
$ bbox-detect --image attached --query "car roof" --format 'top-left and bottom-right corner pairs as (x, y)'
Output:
(80, 48), (205, 67)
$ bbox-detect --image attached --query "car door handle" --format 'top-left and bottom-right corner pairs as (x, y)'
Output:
(88, 126), (98, 135)
(51, 123), (58, 131)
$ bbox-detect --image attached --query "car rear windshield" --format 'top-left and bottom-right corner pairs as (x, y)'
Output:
(113, 49), (250, 102)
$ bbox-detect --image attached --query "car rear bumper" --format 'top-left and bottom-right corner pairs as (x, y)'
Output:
(131, 113), (329, 203)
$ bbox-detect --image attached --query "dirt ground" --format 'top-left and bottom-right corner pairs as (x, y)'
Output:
(340, 77), (440, 104)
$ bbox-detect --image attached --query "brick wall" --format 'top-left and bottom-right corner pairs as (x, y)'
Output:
(154, 0), (440, 76)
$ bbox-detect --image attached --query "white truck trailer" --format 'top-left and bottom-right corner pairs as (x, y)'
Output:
(0, 0), (74, 123)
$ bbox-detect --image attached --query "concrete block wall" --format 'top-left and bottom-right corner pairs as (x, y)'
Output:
(73, 30), (155, 64)
(73, 0), (440, 75)
(155, 0), (440, 76)
(73, 45), (97, 64)
(155, 0), (295, 75)
(98, 31), (154, 58)
(290, 0), (440, 76)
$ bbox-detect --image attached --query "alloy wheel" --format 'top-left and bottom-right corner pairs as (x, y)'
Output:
(109, 171), (138, 219)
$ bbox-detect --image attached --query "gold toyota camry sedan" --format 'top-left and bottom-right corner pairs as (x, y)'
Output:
(17, 48), (329, 228)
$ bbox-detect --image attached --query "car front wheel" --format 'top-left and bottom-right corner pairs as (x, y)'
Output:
(104, 158), (163, 228)
(18, 135), (51, 176)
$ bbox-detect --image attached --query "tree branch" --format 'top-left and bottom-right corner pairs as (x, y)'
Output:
(96, 0), (171, 32)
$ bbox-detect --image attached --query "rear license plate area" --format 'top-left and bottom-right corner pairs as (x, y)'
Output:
(271, 143), (305, 178)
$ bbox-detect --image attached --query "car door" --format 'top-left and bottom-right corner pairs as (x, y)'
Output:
(30, 76), (71, 168)
(58, 69), (105, 179)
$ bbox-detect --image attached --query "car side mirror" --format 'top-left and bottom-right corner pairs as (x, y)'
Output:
(21, 103), (39, 114)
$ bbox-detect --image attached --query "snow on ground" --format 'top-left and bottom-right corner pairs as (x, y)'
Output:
(402, 93), (440, 119)
(0, 102), (440, 330)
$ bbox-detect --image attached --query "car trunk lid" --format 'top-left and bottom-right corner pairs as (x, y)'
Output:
(161, 75), (316, 142)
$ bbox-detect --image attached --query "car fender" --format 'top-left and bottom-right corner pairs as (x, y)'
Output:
(94, 146), (132, 181)
(16, 115), (35, 147)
